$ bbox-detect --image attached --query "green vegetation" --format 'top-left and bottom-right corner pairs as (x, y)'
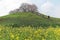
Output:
(0, 12), (60, 27)
(0, 10), (60, 40)
(0, 26), (60, 40)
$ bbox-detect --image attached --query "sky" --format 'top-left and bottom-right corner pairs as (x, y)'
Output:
(0, 0), (60, 18)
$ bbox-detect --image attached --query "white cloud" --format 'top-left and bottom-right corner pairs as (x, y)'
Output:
(40, 1), (60, 18)
(52, 6), (60, 18)
(40, 1), (54, 15)
(0, 0), (30, 16)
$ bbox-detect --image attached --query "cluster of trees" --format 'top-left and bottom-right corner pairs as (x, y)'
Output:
(9, 3), (50, 19)
(10, 3), (38, 13)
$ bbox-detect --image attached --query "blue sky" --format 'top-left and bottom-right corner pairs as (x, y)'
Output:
(0, 0), (60, 18)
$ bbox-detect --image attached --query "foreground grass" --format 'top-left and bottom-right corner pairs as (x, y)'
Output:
(0, 26), (60, 40)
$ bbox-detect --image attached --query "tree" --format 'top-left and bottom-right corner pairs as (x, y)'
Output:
(19, 3), (38, 12)
(48, 16), (50, 19)
(9, 3), (38, 14)
(31, 4), (38, 12)
(19, 3), (28, 12)
(9, 9), (19, 14)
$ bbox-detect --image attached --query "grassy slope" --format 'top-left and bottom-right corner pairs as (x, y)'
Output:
(0, 12), (60, 27)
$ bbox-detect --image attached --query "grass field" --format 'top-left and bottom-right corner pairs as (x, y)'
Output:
(0, 12), (60, 27)
(0, 26), (60, 40)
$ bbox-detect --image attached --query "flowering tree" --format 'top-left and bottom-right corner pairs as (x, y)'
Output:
(9, 3), (38, 14)
(19, 3), (38, 12)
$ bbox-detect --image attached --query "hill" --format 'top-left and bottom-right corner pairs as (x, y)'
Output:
(0, 12), (60, 27)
